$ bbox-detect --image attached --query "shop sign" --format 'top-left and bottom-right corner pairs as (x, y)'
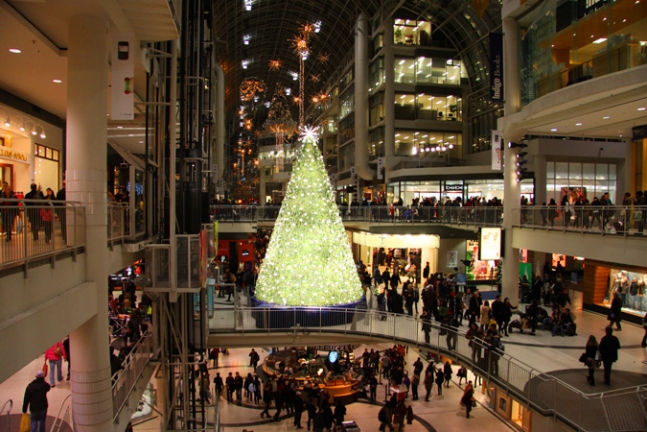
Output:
(0, 145), (27, 162)
(444, 184), (463, 192)
(489, 33), (504, 102)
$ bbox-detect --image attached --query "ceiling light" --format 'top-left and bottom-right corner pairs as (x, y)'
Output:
(139, 140), (144, 143)
(575, 123), (582, 126)
(9, 48), (21, 54)
(603, 116), (610, 119)
(593, 38), (607, 44)
(4, 118), (10, 127)
(551, 128), (558, 132)
(32, 130), (37, 136)
(117, 126), (123, 129)
(638, 107), (646, 111)
(52, 79), (62, 84)
(128, 134), (134, 137)
(20, 123), (25, 132)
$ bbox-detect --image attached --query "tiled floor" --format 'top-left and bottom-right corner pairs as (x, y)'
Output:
(3, 303), (647, 432)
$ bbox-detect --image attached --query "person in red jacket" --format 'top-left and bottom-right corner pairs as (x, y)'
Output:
(45, 341), (67, 387)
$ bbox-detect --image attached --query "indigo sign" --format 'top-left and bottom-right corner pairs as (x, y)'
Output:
(489, 33), (504, 102)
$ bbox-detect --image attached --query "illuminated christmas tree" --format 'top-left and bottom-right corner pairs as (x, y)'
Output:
(255, 128), (363, 306)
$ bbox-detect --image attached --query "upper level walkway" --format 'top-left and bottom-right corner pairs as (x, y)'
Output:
(207, 294), (647, 432)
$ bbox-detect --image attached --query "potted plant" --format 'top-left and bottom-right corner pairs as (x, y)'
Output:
(394, 28), (403, 44)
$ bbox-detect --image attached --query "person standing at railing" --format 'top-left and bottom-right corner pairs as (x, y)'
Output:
(55, 181), (66, 244)
(22, 370), (50, 432)
(561, 195), (572, 228)
(465, 323), (484, 363)
(599, 326), (621, 386)
(0, 185), (16, 242)
(25, 183), (45, 241)
(40, 189), (55, 244)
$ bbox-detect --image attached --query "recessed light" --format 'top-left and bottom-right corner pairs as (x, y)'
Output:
(117, 126), (123, 129)
(128, 134), (134, 137)
(638, 107), (646, 111)
(52, 79), (62, 84)
(9, 48), (21, 54)
(551, 128), (558, 132)
(603, 116), (610, 119)
(575, 123), (582, 126)
(139, 140), (144, 144)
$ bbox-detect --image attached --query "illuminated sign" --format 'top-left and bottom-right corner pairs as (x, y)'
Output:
(0, 146), (28, 162)
(479, 227), (502, 260)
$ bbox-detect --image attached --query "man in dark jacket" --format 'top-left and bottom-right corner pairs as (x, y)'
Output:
(599, 326), (621, 386)
(25, 183), (44, 240)
(23, 370), (51, 432)
(225, 372), (235, 402)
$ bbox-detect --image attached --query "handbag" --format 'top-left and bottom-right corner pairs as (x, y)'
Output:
(20, 413), (30, 432)
(42, 361), (48, 378)
(54, 346), (63, 357)
(578, 352), (588, 363)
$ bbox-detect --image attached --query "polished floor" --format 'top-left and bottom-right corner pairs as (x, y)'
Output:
(2, 300), (647, 432)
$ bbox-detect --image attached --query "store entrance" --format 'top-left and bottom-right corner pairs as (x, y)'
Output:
(0, 163), (13, 188)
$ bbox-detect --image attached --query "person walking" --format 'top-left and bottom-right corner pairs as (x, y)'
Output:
(423, 371), (433, 402)
(641, 311), (647, 347)
(410, 373), (419, 401)
(583, 335), (599, 386)
(22, 370), (51, 432)
(434, 368), (444, 395)
(234, 371), (243, 403)
(213, 372), (223, 400)
(45, 341), (66, 387)
(249, 348), (260, 369)
(608, 293), (623, 331)
(293, 392), (305, 429)
(461, 381), (475, 419)
(378, 402), (393, 432)
(260, 381), (273, 418)
(599, 326), (621, 386)
(443, 361), (452, 388)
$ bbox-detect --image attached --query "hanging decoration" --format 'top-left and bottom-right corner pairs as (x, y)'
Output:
(269, 59), (282, 71)
(264, 83), (296, 171)
(471, 0), (490, 18)
(239, 77), (267, 102)
(290, 22), (317, 127)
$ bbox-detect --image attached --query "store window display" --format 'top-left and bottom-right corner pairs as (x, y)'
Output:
(606, 269), (647, 315)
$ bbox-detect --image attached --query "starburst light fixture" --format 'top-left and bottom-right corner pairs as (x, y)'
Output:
(254, 128), (363, 306)
(269, 59), (282, 71)
(317, 52), (330, 64)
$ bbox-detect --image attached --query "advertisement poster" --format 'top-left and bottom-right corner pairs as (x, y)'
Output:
(479, 227), (502, 260)
(446, 250), (458, 268)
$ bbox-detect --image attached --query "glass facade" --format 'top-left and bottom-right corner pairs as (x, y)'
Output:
(395, 56), (465, 85)
(520, 0), (647, 105)
(368, 128), (384, 160)
(339, 143), (354, 171)
(395, 93), (462, 121)
(369, 93), (384, 126)
(393, 19), (432, 46)
(546, 161), (617, 204)
(394, 129), (462, 159)
(340, 90), (354, 119)
(369, 58), (385, 92)
(389, 178), (534, 205)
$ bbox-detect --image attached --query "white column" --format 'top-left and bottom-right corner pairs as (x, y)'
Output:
(501, 16), (523, 305)
(354, 12), (373, 180)
(66, 16), (113, 432)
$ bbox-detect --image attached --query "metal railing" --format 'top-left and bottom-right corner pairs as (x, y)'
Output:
(511, 205), (647, 238)
(112, 331), (156, 420)
(49, 394), (72, 432)
(0, 399), (12, 432)
(0, 199), (86, 269)
(213, 306), (647, 432)
(107, 202), (128, 243)
(210, 204), (503, 226)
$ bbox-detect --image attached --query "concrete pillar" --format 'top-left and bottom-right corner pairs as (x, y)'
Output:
(383, 17), (396, 181)
(354, 12), (373, 180)
(66, 16), (113, 431)
(501, 16), (523, 305)
(534, 155), (547, 205)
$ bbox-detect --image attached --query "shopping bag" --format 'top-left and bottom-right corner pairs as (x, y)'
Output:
(42, 361), (48, 378)
(20, 413), (30, 432)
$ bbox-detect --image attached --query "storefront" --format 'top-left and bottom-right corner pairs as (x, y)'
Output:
(0, 103), (64, 195)
(486, 381), (533, 431)
(583, 260), (647, 322)
(387, 177), (534, 206)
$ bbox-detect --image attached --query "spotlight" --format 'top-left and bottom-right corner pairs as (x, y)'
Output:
(508, 141), (528, 149)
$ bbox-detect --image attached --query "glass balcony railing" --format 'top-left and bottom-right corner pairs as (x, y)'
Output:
(521, 0), (647, 105)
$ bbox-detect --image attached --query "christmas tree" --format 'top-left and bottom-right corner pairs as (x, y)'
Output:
(254, 128), (363, 306)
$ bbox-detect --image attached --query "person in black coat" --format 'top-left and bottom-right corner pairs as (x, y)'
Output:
(23, 370), (51, 432)
(293, 392), (305, 428)
(55, 181), (66, 242)
(599, 326), (621, 386)
(333, 401), (347, 427)
(491, 295), (505, 334)
(608, 293), (623, 331)
(24, 183), (44, 240)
